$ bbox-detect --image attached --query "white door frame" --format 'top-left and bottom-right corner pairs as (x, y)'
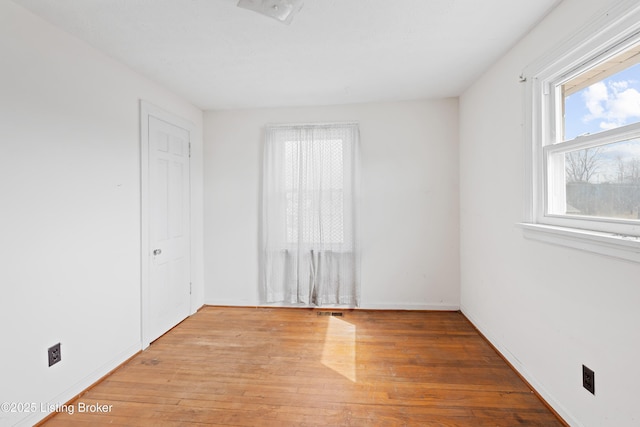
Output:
(140, 100), (195, 349)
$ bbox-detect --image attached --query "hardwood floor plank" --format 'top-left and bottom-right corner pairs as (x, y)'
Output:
(40, 307), (565, 426)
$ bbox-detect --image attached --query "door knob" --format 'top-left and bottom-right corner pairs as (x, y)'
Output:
(153, 249), (162, 255)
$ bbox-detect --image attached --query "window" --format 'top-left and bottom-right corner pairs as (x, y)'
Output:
(523, 0), (640, 261)
(284, 137), (346, 245)
(548, 41), (640, 225)
(260, 122), (359, 306)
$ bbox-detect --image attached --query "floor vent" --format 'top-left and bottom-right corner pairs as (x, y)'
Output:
(317, 311), (343, 317)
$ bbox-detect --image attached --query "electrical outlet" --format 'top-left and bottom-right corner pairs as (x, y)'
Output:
(48, 343), (61, 367)
(582, 364), (595, 395)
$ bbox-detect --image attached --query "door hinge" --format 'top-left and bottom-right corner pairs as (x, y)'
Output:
(188, 142), (191, 158)
(189, 282), (192, 295)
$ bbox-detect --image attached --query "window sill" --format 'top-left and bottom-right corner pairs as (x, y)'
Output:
(518, 223), (640, 263)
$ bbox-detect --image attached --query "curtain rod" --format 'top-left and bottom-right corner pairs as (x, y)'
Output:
(265, 121), (359, 129)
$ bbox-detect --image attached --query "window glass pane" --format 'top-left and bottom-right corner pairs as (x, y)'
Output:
(562, 44), (640, 141)
(563, 139), (640, 219)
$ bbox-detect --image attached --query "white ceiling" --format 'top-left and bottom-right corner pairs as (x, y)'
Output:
(13, 0), (560, 110)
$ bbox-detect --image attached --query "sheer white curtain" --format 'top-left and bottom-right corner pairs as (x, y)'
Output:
(260, 122), (359, 306)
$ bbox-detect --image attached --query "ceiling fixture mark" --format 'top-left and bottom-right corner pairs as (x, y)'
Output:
(237, 0), (304, 25)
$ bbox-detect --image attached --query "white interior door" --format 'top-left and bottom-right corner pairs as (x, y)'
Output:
(147, 115), (191, 343)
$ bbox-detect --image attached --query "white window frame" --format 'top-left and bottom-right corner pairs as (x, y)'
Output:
(521, 0), (640, 262)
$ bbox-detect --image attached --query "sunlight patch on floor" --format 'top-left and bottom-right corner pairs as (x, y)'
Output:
(321, 316), (356, 382)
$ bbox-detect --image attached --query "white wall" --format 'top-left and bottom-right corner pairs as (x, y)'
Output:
(0, 3), (203, 426)
(459, 0), (640, 426)
(204, 100), (460, 309)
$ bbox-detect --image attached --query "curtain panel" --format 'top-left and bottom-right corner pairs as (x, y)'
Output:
(260, 122), (360, 306)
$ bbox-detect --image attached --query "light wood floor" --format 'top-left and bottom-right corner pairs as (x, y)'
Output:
(41, 306), (564, 426)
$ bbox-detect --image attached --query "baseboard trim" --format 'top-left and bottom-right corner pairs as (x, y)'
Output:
(204, 299), (261, 307)
(204, 300), (460, 311)
(460, 305), (577, 427)
(361, 303), (460, 311)
(27, 343), (141, 427)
